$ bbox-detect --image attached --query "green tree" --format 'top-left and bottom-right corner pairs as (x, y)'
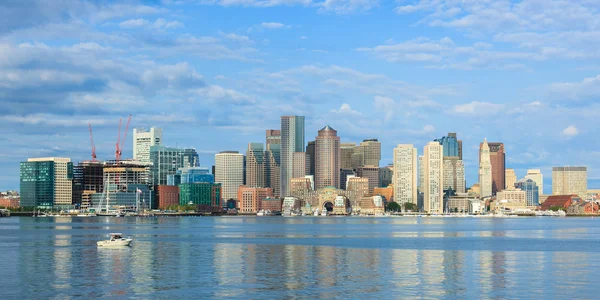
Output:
(549, 205), (565, 212)
(403, 202), (417, 212)
(386, 202), (401, 212)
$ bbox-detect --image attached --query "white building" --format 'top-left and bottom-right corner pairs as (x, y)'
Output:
(215, 151), (244, 201)
(478, 138), (492, 199)
(552, 166), (587, 198)
(424, 142), (444, 214)
(133, 127), (162, 163)
(443, 157), (465, 193)
(393, 144), (418, 207)
(524, 169), (544, 195)
(418, 155), (424, 193)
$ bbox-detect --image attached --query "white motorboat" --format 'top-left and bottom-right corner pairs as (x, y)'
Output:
(256, 210), (265, 216)
(97, 233), (132, 247)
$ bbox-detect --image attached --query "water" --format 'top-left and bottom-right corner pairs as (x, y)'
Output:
(1, 216), (600, 299)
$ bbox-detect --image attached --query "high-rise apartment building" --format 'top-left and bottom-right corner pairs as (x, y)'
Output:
(356, 165), (379, 194)
(418, 155), (424, 193)
(351, 139), (381, 169)
(215, 151), (244, 201)
(20, 157), (73, 208)
(443, 157), (465, 193)
(423, 142), (443, 214)
(150, 146), (198, 186)
(133, 127), (162, 163)
(487, 142), (505, 195)
(306, 141), (315, 176)
(393, 145), (417, 207)
(524, 169), (544, 195)
(280, 116), (305, 197)
(245, 143), (265, 188)
(315, 125), (340, 189)
(478, 139), (493, 198)
(552, 166), (587, 198)
(505, 169), (516, 190)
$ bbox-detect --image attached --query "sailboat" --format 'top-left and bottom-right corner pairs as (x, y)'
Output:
(96, 173), (123, 217)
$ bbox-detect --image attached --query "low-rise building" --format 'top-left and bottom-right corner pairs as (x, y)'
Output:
(357, 195), (384, 215)
(447, 193), (477, 213)
(157, 185), (179, 209)
(490, 189), (528, 212)
(373, 185), (393, 203)
(0, 197), (20, 208)
(237, 186), (274, 213)
(259, 197), (282, 212)
(567, 201), (599, 215)
(540, 195), (579, 211)
(179, 182), (221, 207)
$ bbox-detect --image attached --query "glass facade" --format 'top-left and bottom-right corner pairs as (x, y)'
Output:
(434, 133), (459, 158)
(168, 167), (214, 185)
(151, 146), (198, 186)
(20, 161), (55, 208)
(516, 178), (539, 206)
(179, 183), (221, 207)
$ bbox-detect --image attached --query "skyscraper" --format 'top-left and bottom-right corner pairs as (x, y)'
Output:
(280, 116), (305, 197)
(264, 144), (281, 197)
(552, 166), (587, 198)
(418, 155), (424, 193)
(340, 143), (356, 169)
(443, 157), (465, 193)
(359, 139), (381, 167)
(379, 165), (393, 188)
(393, 145), (417, 207)
(315, 125), (340, 189)
(306, 141), (315, 176)
(266, 129), (281, 148)
(215, 151), (244, 201)
(505, 169), (517, 190)
(133, 127), (162, 163)
(245, 143), (265, 188)
(292, 152), (308, 179)
(423, 142), (443, 214)
(20, 157), (73, 208)
(516, 178), (539, 206)
(524, 169), (544, 195)
(479, 139), (493, 198)
(356, 165), (379, 194)
(487, 142), (506, 195)
(434, 133), (459, 157)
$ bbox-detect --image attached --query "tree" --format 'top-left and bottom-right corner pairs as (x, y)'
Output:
(386, 202), (401, 212)
(403, 202), (417, 212)
(549, 205), (565, 212)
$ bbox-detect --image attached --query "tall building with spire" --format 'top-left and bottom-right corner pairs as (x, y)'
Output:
(315, 125), (340, 189)
(280, 116), (305, 197)
(393, 145), (417, 207)
(423, 142), (443, 214)
(479, 139), (493, 198)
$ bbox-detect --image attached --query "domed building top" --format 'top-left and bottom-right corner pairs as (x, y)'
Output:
(320, 125), (336, 131)
(318, 125), (338, 137)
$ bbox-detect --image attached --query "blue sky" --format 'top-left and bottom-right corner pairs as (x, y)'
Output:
(1, 0), (599, 192)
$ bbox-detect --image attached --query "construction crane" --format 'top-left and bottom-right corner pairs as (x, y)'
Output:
(115, 114), (132, 161)
(88, 124), (97, 162)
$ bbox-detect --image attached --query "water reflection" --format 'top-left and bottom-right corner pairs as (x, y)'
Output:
(2, 217), (600, 299)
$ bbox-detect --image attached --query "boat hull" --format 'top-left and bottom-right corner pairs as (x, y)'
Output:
(97, 239), (132, 247)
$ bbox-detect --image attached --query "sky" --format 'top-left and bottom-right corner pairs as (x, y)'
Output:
(1, 0), (599, 192)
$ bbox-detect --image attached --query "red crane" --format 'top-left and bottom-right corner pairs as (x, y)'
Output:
(88, 124), (97, 162)
(115, 114), (132, 161)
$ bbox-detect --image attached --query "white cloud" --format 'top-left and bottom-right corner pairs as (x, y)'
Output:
(562, 125), (579, 137)
(221, 32), (253, 43)
(423, 125), (435, 133)
(261, 22), (287, 29)
(452, 101), (503, 115)
(546, 74), (600, 101)
(331, 103), (361, 115)
(152, 18), (184, 29)
(119, 19), (150, 28)
(317, 0), (380, 14)
(119, 18), (183, 29)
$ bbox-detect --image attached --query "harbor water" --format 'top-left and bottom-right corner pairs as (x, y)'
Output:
(1, 216), (599, 299)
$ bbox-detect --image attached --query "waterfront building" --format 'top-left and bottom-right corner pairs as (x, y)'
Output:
(168, 167), (213, 186)
(72, 161), (104, 209)
(516, 178), (540, 206)
(552, 166), (587, 198)
(468, 183), (481, 198)
(290, 177), (312, 199)
(540, 194), (579, 211)
(280, 116), (305, 197)
(215, 151), (244, 201)
(491, 189), (527, 212)
(524, 169), (544, 195)
(259, 197), (283, 212)
(20, 157), (73, 209)
(237, 186), (273, 213)
(150, 146), (198, 186)
(357, 195), (385, 215)
(340, 143), (356, 169)
(478, 139), (493, 198)
(347, 177), (369, 197)
(447, 193), (477, 213)
(505, 169), (516, 190)
(486, 142), (505, 195)
(356, 165), (379, 194)
(373, 185), (393, 203)
(157, 185), (179, 209)
(264, 143), (281, 197)
(245, 143), (265, 188)
(91, 163), (153, 210)
(443, 157), (465, 193)
(315, 125), (340, 190)
(306, 141), (315, 176)
(393, 144), (418, 207)
(133, 127), (162, 163)
(423, 142), (444, 214)
(179, 182), (221, 207)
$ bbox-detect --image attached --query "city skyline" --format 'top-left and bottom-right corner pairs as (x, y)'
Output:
(1, 1), (600, 191)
